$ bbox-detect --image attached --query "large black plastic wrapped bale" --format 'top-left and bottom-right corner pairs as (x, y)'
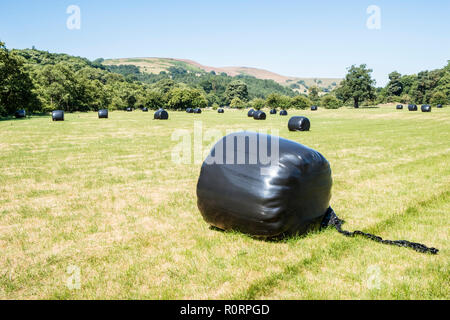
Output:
(270, 109), (277, 115)
(126, 107), (133, 112)
(311, 105), (318, 111)
(396, 104), (403, 110)
(247, 109), (255, 117)
(154, 109), (169, 120)
(14, 109), (26, 118)
(288, 116), (311, 132)
(142, 107), (149, 112)
(280, 110), (288, 116)
(186, 108), (194, 113)
(52, 110), (64, 121)
(253, 110), (266, 120)
(408, 104), (417, 111)
(98, 109), (108, 119)
(437, 104), (443, 108)
(194, 108), (202, 114)
(196, 132), (332, 238)
(218, 108), (224, 113)
(421, 104), (431, 112)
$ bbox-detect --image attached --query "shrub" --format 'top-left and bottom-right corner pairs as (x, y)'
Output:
(321, 95), (342, 109)
(290, 95), (311, 110)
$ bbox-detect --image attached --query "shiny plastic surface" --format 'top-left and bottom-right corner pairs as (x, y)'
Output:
(197, 131), (332, 238)
(288, 116), (311, 132)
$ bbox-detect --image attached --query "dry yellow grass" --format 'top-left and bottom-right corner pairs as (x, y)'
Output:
(0, 105), (448, 299)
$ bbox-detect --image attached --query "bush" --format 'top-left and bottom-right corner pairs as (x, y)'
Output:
(250, 98), (265, 110)
(321, 95), (342, 109)
(290, 95), (311, 110)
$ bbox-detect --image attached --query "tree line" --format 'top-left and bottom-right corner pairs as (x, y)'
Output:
(1, 41), (448, 117)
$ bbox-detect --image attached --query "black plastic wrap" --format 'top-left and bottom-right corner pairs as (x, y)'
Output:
(14, 110), (26, 118)
(196, 131), (332, 238)
(280, 110), (288, 116)
(396, 105), (403, 110)
(194, 108), (202, 114)
(154, 109), (169, 120)
(421, 104), (431, 112)
(98, 109), (108, 119)
(270, 109), (277, 114)
(186, 108), (194, 113)
(408, 104), (417, 111)
(311, 105), (318, 111)
(253, 110), (266, 120)
(288, 116), (311, 132)
(247, 109), (255, 117)
(52, 110), (64, 121)
(218, 108), (224, 113)
(437, 104), (443, 108)
(142, 107), (149, 112)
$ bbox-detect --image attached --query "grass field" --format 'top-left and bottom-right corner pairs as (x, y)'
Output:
(0, 105), (449, 299)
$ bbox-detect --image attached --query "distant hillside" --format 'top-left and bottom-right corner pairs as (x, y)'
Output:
(103, 58), (341, 93)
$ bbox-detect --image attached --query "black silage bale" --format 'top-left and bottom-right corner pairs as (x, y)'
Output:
(270, 109), (277, 115)
(396, 105), (403, 110)
(154, 109), (169, 120)
(194, 108), (202, 114)
(14, 110), (26, 118)
(253, 110), (266, 120)
(196, 132), (332, 238)
(311, 105), (318, 111)
(280, 110), (288, 116)
(421, 104), (431, 112)
(52, 110), (64, 121)
(98, 109), (108, 119)
(218, 108), (224, 113)
(288, 116), (310, 132)
(408, 104), (417, 111)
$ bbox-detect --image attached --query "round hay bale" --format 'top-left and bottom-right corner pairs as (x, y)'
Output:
(396, 104), (403, 110)
(197, 132), (332, 238)
(288, 116), (311, 132)
(194, 108), (202, 114)
(280, 110), (288, 116)
(98, 109), (108, 119)
(52, 110), (64, 121)
(14, 109), (26, 118)
(408, 104), (418, 111)
(142, 107), (149, 112)
(311, 105), (318, 111)
(218, 108), (224, 113)
(253, 110), (266, 120)
(247, 109), (255, 117)
(270, 109), (277, 115)
(421, 104), (431, 112)
(186, 108), (194, 113)
(154, 109), (169, 120)
(437, 104), (443, 108)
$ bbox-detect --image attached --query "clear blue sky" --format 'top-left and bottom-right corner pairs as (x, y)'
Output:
(1, 0), (449, 86)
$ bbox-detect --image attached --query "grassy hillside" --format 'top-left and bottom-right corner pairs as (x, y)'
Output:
(0, 105), (448, 299)
(103, 57), (341, 93)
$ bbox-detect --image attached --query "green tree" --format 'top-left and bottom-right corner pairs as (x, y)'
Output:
(336, 64), (376, 108)
(321, 95), (342, 109)
(225, 80), (248, 103)
(0, 42), (39, 116)
(290, 95), (312, 109)
(387, 71), (403, 96)
(250, 98), (265, 110)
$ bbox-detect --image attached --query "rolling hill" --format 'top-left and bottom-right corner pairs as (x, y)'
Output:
(102, 57), (341, 93)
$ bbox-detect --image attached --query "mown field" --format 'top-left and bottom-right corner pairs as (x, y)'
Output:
(0, 105), (449, 299)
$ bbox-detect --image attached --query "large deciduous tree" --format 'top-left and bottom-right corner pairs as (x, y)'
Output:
(0, 42), (38, 116)
(225, 80), (248, 103)
(336, 64), (376, 108)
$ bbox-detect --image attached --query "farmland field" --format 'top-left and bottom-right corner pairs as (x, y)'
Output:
(0, 105), (449, 299)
